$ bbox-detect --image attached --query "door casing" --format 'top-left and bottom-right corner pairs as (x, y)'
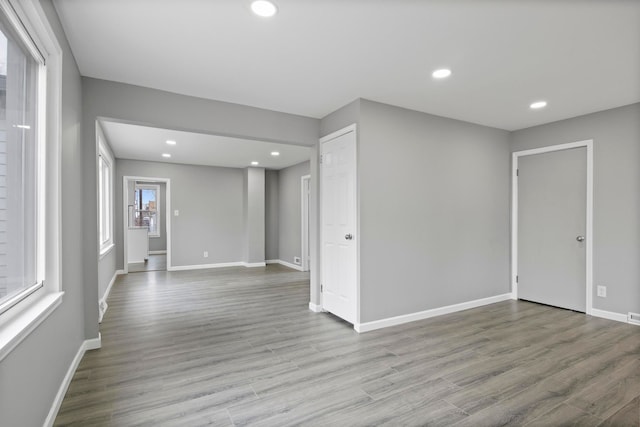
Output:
(511, 140), (593, 314)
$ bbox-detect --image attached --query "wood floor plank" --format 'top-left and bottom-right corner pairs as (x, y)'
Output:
(54, 265), (640, 426)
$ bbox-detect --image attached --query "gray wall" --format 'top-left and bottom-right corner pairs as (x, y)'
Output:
(265, 170), (279, 260)
(357, 99), (511, 323)
(244, 168), (265, 264)
(116, 160), (245, 269)
(511, 103), (640, 315)
(278, 161), (311, 266)
(81, 77), (320, 339)
(0, 1), (86, 425)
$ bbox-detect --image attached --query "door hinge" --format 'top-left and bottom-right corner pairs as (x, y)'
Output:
(516, 169), (519, 177)
(320, 284), (323, 292)
(516, 275), (519, 283)
(320, 155), (323, 164)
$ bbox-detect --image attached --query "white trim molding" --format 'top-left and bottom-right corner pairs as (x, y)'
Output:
(44, 335), (101, 427)
(591, 308), (630, 324)
(98, 270), (124, 323)
(168, 261), (266, 271)
(511, 140), (594, 315)
(0, 292), (64, 362)
(354, 293), (512, 333)
(148, 250), (167, 255)
(243, 262), (266, 268)
(308, 302), (322, 313)
(266, 259), (304, 271)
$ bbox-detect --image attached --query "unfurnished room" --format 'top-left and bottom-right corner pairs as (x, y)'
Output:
(0, 1), (639, 426)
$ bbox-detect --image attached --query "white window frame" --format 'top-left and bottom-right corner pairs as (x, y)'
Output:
(0, 0), (63, 362)
(134, 183), (161, 238)
(98, 130), (114, 256)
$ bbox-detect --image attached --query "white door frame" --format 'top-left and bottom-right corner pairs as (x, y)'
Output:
(319, 123), (360, 327)
(511, 140), (593, 314)
(123, 176), (172, 273)
(301, 174), (311, 272)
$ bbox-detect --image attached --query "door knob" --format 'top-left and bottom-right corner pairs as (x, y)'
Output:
(576, 235), (585, 242)
(345, 233), (353, 240)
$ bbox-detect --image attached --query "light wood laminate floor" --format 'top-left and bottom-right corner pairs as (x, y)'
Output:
(55, 265), (640, 426)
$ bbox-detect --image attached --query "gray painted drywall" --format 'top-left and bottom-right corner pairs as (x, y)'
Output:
(135, 181), (167, 252)
(511, 102), (640, 315)
(265, 170), (279, 260)
(244, 168), (266, 264)
(116, 160), (244, 269)
(81, 78), (320, 340)
(278, 161), (311, 266)
(320, 99), (361, 137)
(358, 99), (511, 323)
(0, 1), (86, 425)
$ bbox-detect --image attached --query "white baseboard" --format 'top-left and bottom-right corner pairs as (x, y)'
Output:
(309, 302), (322, 312)
(44, 334), (101, 427)
(243, 262), (266, 268)
(85, 333), (102, 351)
(591, 308), (628, 324)
(266, 259), (304, 271)
(167, 260), (307, 272)
(168, 262), (244, 271)
(354, 293), (513, 333)
(99, 270), (124, 323)
(148, 250), (167, 255)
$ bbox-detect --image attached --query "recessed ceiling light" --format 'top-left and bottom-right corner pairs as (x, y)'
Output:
(162, 153), (171, 158)
(251, 161), (259, 166)
(432, 68), (452, 79)
(270, 151), (280, 156)
(166, 140), (177, 145)
(530, 101), (548, 109)
(251, 1), (277, 17)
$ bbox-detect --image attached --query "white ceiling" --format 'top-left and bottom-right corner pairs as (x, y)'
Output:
(100, 121), (310, 170)
(54, 1), (639, 131)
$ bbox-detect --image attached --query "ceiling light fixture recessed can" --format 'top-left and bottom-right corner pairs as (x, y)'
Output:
(270, 151), (280, 156)
(432, 68), (452, 79)
(162, 153), (171, 158)
(251, 1), (277, 17)
(251, 161), (259, 166)
(166, 140), (177, 145)
(530, 101), (548, 109)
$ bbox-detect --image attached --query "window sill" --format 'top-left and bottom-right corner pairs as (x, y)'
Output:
(0, 291), (64, 362)
(99, 243), (115, 260)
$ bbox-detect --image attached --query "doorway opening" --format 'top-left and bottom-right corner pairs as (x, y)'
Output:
(123, 176), (172, 274)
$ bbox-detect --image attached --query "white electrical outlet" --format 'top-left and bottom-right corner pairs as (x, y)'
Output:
(203, 251), (208, 258)
(174, 209), (179, 216)
(294, 256), (301, 265)
(597, 285), (607, 298)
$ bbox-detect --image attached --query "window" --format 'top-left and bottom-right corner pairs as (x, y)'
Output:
(98, 132), (114, 255)
(134, 184), (160, 237)
(0, 1), (45, 314)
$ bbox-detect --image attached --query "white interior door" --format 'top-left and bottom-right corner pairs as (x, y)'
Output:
(321, 127), (357, 324)
(517, 146), (587, 312)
